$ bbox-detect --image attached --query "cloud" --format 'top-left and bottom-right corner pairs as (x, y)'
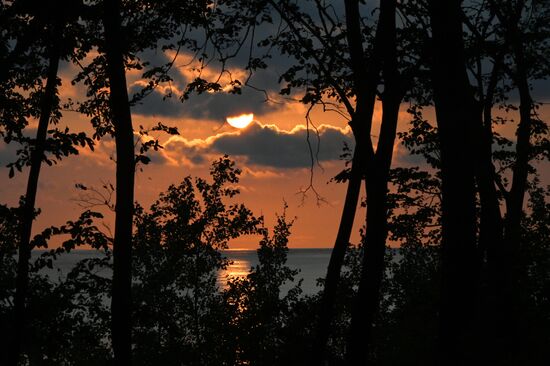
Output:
(0, 141), (20, 167)
(183, 89), (276, 121)
(129, 84), (186, 117)
(241, 167), (282, 179)
(531, 79), (550, 102)
(130, 80), (280, 120)
(161, 121), (353, 169)
(127, 47), (285, 120)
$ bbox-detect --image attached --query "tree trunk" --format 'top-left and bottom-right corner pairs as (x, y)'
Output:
(344, 0), (400, 363)
(497, 89), (530, 366)
(102, 0), (135, 363)
(497, 28), (533, 364)
(480, 3), (533, 363)
(474, 75), (506, 366)
(310, 147), (362, 365)
(310, 1), (385, 363)
(428, 1), (479, 365)
(345, 96), (400, 365)
(7, 44), (60, 366)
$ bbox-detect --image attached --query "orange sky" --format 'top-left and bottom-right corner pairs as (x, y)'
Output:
(1, 51), (549, 250)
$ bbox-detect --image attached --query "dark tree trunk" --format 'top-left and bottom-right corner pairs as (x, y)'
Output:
(480, 3), (533, 363)
(497, 27), (532, 364)
(310, 147), (362, 366)
(475, 56), (504, 271)
(345, 0), (401, 363)
(497, 69), (530, 366)
(345, 94), (400, 366)
(473, 64), (507, 366)
(310, 1), (386, 363)
(428, 1), (480, 365)
(103, 0), (135, 363)
(7, 45), (60, 366)
(502, 11), (532, 268)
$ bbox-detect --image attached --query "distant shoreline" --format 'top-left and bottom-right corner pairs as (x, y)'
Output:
(32, 247), (334, 252)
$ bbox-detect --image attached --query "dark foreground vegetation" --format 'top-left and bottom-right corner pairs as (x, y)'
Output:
(0, 157), (548, 365)
(1, 0), (549, 365)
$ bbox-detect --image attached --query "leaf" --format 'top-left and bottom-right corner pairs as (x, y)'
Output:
(136, 155), (151, 165)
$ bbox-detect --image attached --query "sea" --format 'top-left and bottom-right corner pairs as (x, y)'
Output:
(32, 248), (333, 296)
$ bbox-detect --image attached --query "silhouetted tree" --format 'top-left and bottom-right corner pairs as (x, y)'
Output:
(1, 1), (95, 363)
(101, 0), (136, 362)
(482, 2), (550, 363)
(75, 0), (251, 361)
(226, 2), (416, 362)
(427, 1), (480, 364)
(131, 157), (261, 365)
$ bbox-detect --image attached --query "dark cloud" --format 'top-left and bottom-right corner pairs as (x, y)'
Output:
(129, 84), (186, 117)
(143, 150), (171, 165)
(211, 123), (353, 168)
(182, 88), (275, 120)
(138, 48), (189, 86)
(531, 79), (550, 101)
(130, 83), (279, 120)
(0, 142), (19, 167)
(164, 122), (353, 169)
(127, 1), (380, 122)
(393, 145), (429, 166)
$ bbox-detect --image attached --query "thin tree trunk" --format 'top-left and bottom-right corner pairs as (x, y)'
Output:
(7, 43), (60, 366)
(428, 1), (479, 365)
(476, 56), (504, 271)
(481, 3), (532, 363)
(344, 0), (400, 363)
(497, 30), (533, 365)
(103, 0), (135, 363)
(310, 0), (385, 362)
(345, 94), (400, 366)
(505, 48), (531, 253)
(474, 64), (506, 366)
(310, 147), (362, 365)
(503, 11), (532, 261)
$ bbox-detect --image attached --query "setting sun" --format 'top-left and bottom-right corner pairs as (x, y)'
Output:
(226, 113), (254, 129)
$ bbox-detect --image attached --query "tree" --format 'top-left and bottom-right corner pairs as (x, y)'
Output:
(100, 0), (136, 362)
(446, 1), (550, 362)
(481, 2), (550, 363)
(427, 1), (480, 364)
(1, 1), (95, 363)
(86, 1), (245, 361)
(224, 207), (300, 366)
(225, 1), (413, 361)
(132, 156), (261, 365)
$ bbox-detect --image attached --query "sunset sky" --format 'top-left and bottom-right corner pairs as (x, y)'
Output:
(1, 35), (549, 250)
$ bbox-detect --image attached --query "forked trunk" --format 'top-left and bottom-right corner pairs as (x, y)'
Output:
(345, 90), (401, 366)
(310, 0), (385, 362)
(344, 0), (401, 363)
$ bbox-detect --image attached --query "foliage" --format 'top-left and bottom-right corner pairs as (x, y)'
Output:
(0, 148), (548, 365)
(0, 0), (549, 363)
(224, 207), (302, 366)
(0, 201), (112, 365)
(131, 156), (262, 365)
(0, 204), (19, 344)
(518, 179), (550, 364)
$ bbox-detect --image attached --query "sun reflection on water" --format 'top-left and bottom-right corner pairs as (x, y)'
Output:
(218, 258), (252, 288)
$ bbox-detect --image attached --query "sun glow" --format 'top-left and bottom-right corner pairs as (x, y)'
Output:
(226, 113), (254, 129)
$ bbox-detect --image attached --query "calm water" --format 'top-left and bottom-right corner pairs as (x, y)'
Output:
(219, 249), (331, 294)
(33, 248), (332, 296)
